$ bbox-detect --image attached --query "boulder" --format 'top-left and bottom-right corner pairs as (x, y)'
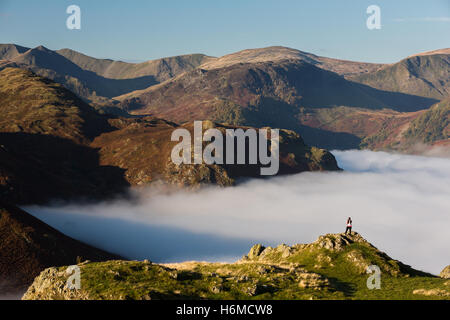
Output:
(440, 265), (450, 279)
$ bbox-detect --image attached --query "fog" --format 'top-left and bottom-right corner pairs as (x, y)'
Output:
(25, 150), (450, 275)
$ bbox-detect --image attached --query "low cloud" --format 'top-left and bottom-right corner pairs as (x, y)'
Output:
(26, 150), (450, 275)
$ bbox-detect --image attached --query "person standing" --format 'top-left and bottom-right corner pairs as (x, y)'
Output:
(345, 217), (352, 235)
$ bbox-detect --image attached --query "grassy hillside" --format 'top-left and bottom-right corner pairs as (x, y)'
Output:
(360, 99), (449, 150)
(351, 54), (450, 100)
(403, 98), (450, 143)
(22, 233), (450, 300)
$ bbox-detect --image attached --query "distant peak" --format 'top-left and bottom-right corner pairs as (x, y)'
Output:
(32, 45), (52, 53)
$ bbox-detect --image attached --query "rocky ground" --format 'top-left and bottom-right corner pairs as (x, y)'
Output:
(22, 233), (450, 300)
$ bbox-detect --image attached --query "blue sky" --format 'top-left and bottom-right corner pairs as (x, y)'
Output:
(0, 0), (449, 63)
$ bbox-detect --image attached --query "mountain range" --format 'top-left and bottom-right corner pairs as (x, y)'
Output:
(1, 44), (447, 151)
(0, 43), (449, 298)
(0, 67), (340, 205)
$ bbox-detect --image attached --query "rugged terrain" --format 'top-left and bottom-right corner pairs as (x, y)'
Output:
(22, 233), (450, 300)
(114, 46), (447, 150)
(0, 44), (213, 103)
(0, 67), (340, 204)
(0, 201), (120, 294)
(2, 44), (448, 151)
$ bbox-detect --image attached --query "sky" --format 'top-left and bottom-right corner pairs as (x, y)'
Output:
(0, 1), (449, 63)
(26, 150), (450, 275)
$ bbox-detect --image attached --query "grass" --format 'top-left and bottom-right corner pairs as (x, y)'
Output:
(24, 233), (450, 300)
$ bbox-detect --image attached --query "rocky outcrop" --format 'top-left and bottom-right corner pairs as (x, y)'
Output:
(92, 120), (341, 188)
(440, 265), (450, 279)
(242, 232), (432, 277)
(413, 288), (450, 297)
(22, 233), (447, 300)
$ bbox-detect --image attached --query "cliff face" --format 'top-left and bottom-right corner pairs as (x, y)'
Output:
(22, 233), (449, 300)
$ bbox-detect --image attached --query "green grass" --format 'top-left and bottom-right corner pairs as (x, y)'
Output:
(28, 234), (448, 300)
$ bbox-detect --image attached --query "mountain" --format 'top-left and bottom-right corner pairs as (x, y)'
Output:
(116, 53), (438, 149)
(199, 46), (384, 77)
(0, 201), (120, 294)
(56, 48), (214, 81)
(0, 44), (213, 102)
(22, 232), (449, 300)
(0, 67), (129, 204)
(0, 44), (29, 60)
(91, 119), (340, 187)
(361, 98), (450, 151)
(116, 46), (447, 150)
(2, 44), (448, 151)
(350, 53), (450, 100)
(0, 67), (340, 204)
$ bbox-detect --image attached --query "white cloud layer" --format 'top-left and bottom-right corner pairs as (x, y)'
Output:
(26, 150), (450, 275)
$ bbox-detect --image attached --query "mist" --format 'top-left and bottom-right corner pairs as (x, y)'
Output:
(25, 150), (450, 275)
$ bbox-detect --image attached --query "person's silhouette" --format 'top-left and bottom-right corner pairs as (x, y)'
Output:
(345, 217), (352, 235)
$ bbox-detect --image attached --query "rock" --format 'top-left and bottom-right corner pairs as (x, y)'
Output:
(276, 244), (292, 258)
(413, 288), (450, 297)
(440, 265), (450, 279)
(345, 250), (370, 274)
(248, 244), (265, 260)
(297, 272), (330, 290)
(22, 267), (90, 300)
(210, 285), (223, 294)
(243, 284), (273, 296)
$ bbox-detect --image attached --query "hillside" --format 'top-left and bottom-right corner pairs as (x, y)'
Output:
(0, 44), (213, 102)
(1, 44), (447, 151)
(0, 67), (129, 204)
(351, 54), (450, 100)
(361, 98), (450, 151)
(0, 67), (111, 143)
(0, 201), (120, 294)
(92, 119), (341, 187)
(199, 46), (384, 77)
(56, 48), (214, 80)
(116, 55), (437, 149)
(22, 233), (450, 300)
(0, 67), (340, 204)
(403, 98), (450, 143)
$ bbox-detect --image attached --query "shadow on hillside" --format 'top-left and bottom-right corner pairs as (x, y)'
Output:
(280, 61), (438, 112)
(327, 277), (356, 297)
(21, 47), (159, 98)
(242, 97), (362, 150)
(0, 132), (130, 204)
